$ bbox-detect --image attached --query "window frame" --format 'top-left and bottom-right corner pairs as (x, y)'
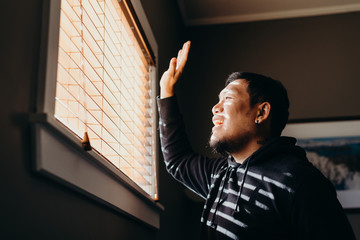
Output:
(32, 0), (162, 228)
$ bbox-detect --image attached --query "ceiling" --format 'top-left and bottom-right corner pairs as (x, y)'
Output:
(177, 0), (360, 26)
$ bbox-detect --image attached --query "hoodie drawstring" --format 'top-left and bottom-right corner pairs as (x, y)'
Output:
(233, 158), (251, 217)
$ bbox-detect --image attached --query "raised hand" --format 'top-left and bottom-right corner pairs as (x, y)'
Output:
(160, 41), (191, 99)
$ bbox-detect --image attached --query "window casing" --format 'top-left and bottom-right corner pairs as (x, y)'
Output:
(33, 0), (161, 228)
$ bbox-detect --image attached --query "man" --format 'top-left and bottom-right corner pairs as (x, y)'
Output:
(158, 41), (355, 239)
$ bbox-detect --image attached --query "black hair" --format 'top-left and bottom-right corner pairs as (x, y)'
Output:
(226, 72), (289, 137)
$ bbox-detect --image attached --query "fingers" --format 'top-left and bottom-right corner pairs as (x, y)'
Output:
(176, 41), (191, 72)
(176, 49), (182, 69)
(168, 57), (177, 76)
(162, 42), (190, 82)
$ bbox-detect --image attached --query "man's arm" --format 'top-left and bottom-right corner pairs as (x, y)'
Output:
(157, 42), (226, 198)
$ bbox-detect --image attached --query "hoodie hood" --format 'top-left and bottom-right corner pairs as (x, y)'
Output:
(242, 136), (307, 166)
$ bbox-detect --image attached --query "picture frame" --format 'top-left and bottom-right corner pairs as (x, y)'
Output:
(282, 118), (360, 210)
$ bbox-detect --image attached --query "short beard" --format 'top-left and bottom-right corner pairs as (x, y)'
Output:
(209, 139), (229, 157)
(209, 133), (251, 157)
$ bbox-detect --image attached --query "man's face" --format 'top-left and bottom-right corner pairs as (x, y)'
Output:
(210, 79), (258, 155)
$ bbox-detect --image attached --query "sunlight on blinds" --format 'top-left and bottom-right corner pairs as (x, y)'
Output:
(55, 0), (157, 198)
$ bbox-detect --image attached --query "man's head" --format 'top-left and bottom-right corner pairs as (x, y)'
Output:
(210, 72), (289, 156)
(226, 72), (289, 137)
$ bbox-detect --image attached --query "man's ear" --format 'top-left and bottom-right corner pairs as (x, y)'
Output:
(255, 102), (271, 124)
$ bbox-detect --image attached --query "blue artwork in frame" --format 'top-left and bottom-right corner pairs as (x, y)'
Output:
(297, 136), (360, 191)
(282, 119), (360, 209)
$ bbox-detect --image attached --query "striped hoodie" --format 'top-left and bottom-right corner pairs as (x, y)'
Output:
(157, 96), (355, 240)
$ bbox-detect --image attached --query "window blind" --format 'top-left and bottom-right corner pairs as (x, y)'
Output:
(54, 0), (157, 198)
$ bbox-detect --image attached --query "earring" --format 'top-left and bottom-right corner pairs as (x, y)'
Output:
(255, 119), (259, 125)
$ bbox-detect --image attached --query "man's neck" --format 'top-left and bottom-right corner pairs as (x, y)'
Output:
(231, 139), (264, 164)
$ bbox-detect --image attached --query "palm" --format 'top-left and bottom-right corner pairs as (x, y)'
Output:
(160, 41), (191, 98)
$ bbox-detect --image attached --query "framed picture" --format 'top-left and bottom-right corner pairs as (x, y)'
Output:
(282, 119), (360, 210)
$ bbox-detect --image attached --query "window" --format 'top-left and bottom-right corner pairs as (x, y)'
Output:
(33, 0), (161, 228)
(56, 0), (157, 198)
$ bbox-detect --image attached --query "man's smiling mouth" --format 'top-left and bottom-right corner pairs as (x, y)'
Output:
(214, 120), (224, 126)
(213, 118), (224, 126)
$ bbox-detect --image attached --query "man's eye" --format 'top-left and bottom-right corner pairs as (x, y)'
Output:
(225, 96), (232, 100)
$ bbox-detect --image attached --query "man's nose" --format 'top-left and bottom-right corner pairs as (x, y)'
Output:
(212, 101), (223, 115)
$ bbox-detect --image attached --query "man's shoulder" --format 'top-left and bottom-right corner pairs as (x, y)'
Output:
(256, 152), (328, 191)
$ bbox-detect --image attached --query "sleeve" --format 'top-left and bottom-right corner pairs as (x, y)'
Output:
(290, 171), (356, 240)
(157, 96), (226, 199)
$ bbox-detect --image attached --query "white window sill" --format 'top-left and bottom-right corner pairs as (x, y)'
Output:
(30, 113), (163, 228)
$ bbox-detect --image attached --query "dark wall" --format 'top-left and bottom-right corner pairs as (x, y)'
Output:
(176, 12), (360, 238)
(178, 12), (360, 153)
(0, 0), (202, 239)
